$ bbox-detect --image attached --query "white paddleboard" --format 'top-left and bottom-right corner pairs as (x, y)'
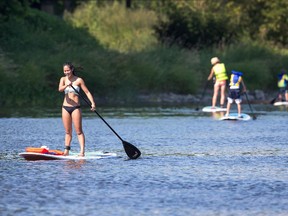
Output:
(19, 151), (117, 161)
(273, 101), (288, 106)
(202, 106), (227, 112)
(219, 113), (251, 121)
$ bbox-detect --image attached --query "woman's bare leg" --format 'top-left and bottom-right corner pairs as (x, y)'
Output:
(72, 109), (85, 156)
(212, 84), (220, 107)
(62, 108), (72, 156)
(220, 84), (226, 107)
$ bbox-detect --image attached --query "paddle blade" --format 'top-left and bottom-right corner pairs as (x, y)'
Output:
(270, 97), (277, 104)
(122, 141), (141, 159)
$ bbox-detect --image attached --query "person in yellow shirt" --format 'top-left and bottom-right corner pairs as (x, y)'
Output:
(225, 71), (246, 117)
(277, 69), (288, 102)
(207, 57), (228, 108)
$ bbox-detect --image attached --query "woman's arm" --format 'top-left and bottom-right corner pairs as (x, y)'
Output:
(79, 78), (96, 110)
(207, 68), (214, 81)
(58, 77), (70, 92)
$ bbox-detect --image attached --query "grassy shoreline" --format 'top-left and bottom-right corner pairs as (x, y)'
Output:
(1, 7), (288, 108)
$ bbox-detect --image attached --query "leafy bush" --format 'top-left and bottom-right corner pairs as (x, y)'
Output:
(64, 1), (160, 53)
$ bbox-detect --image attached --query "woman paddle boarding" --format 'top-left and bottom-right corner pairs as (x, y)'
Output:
(207, 57), (228, 109)
(58, 62), (96, 157)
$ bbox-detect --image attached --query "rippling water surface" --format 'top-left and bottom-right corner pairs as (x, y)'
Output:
(1, 105), (288, 216)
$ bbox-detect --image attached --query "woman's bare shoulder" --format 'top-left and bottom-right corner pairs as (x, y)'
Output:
(76, 77), (85, 83)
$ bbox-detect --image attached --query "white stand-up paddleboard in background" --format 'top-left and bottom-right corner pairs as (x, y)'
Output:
(219, 113), (251, 121)
(273, 101), (288, 106)
(202, 106), (227, 112)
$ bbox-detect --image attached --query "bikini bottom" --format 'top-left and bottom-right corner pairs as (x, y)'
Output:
(63, 106), (81, 115)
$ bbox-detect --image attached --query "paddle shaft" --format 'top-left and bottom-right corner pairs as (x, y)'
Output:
(244, 92), (256, 120)
(195, 81), (209, 110)
(69, 85), (141, 159)
(70, 85), (124, 142)
(270, 94), (278, 104)
(200, 81), (209, 101)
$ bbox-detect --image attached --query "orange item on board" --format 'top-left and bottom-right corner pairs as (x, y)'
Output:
(48, 150), (64, 155)
(25, 147), (64, 155)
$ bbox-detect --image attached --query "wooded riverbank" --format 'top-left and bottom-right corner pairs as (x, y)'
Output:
(92, 89), (276, 106)
(1, 2), (288, 108)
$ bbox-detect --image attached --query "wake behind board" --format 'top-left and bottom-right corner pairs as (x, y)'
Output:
(202, 106), (227, 112)
(219, 113), (251, 121)
(273, 101), (288, 106)
(19, 151), (117, 161)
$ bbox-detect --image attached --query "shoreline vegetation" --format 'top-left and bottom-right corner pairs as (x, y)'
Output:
(0, 90), (279, 118)
(93, 89), (275, 106)
(1, 1), (288, 109)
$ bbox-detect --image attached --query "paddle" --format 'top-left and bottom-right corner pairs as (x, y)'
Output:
(195, 81), (209, 111)
(244, 92), (257, 120)
(70, 85), (141, 159)
(269, 94), (278, 105)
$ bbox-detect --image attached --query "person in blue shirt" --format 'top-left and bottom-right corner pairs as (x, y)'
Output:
(225, 71), (246, 117)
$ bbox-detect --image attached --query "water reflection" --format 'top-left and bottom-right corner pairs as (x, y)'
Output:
(276, 105), (288, 112)
(64, 160), (86, 169)
(211, 111), (225, 120)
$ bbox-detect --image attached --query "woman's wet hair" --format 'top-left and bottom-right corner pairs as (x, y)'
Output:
(63, 62), (83, 75)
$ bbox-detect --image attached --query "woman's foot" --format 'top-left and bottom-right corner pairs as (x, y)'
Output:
(78, 152), (85, 157)
(63, 146), (71, 156)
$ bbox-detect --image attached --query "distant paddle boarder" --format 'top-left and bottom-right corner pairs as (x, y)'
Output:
(276, 69), (288, 102)
(225, 70), (246, 118)
(207, 57), (228, 109)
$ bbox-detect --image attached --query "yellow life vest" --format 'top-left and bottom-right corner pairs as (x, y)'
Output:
(278, 74), (288, 88)
(213, 63), (228, 81)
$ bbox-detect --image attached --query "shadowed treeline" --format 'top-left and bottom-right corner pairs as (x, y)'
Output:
(0, 0), (288, 107)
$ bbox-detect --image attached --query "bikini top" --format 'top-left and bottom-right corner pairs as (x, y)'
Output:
(64, 85), (80, 95)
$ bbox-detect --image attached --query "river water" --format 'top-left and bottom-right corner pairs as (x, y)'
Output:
(0, 105), (288, 216)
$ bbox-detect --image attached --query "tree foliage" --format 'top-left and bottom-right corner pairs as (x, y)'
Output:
(127, 0), (288, 48)
(3, 0), (288, 47)
(64, 1), (160, 53)
(0, 0), (32, 21)
(1, 0), (288, 107)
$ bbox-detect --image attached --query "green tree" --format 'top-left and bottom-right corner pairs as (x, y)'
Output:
(0, 0), (32, 21)
(64, 1), (160, 53)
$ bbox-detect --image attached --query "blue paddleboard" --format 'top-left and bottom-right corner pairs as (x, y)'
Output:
(219, 113), (251, 121)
